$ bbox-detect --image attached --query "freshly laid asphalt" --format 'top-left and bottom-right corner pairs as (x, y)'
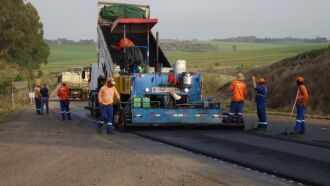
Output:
(129, 114), (330, 185)
(66, 101), (330, 185)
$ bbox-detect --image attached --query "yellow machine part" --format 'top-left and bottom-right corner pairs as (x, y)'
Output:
(114, 75), (131, 95)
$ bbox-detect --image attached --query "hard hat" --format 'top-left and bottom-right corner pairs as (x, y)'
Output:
(296, 76), (304, 83)
(237, 73), (245, 80)
(107, 77), (116, 85)
(258, 78), (266, 84)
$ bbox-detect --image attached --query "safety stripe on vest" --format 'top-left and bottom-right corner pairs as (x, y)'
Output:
(228, 113), (234, 115)
(296, 120), (302, 123)
(238, 113), (243, 115)
(107, 123), (112, 126)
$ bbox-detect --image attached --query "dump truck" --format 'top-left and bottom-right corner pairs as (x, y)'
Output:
(60, 67), (90, 100)
(85, 2), (244, 131)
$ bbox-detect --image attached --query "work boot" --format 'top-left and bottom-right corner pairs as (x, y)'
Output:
(61, 113), (66, 120)
(107, 123), (113, 134)
(67, 113), (71, 120)
(301, 123), (305, 134)
(226, 115), (234, 123)
(256, 128), (266, 131)
(98, 122), (103, 133)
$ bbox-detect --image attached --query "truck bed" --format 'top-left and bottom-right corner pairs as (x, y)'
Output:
(99, 25), (171, 68)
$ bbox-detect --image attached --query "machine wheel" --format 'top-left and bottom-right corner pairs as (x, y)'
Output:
(117, 109), (126, 132)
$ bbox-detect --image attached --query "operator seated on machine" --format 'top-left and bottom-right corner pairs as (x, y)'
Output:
(111, 37), (135, 51)
(112, 37), (145, 73)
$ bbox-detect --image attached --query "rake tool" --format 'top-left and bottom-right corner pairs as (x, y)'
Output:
(282, 89), (299, 135)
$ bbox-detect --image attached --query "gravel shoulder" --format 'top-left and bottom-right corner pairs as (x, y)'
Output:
(0, 102), (297, 186)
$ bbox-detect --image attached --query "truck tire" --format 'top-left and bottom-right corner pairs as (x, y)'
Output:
(117, 109), (126, 132)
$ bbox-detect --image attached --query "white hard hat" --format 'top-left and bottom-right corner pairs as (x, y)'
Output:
(107, 77), (116, 85)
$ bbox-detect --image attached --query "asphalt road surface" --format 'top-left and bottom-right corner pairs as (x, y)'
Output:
(128, 112), (330, 185)
(0, 101), (307, 186)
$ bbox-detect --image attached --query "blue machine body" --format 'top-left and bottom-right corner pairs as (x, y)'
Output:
(131, 73), (201, 101)
(124, 72), (223, 125)
(131, 108), (222, 125)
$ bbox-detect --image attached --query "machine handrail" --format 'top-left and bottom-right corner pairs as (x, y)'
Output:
(97, 25), (115, 77)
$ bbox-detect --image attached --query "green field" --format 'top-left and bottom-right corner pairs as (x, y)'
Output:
(42, 41), (330, 74)
(41, 44), (96, 74)
(41, 41), (329, 97)
(165, 41), (329, 68)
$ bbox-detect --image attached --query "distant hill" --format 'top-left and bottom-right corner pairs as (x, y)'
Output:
(159, 41), (218, 52)
(218, 46), (330, 115)
(214, 36), (329, 43)
(45, 39), (96, 46)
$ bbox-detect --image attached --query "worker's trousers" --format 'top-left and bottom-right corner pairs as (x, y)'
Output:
(35, 98), (41, 114)
(294, 105), (306, 133)
(256, 101), (267, 129)
(227, 101), (244, 123)
(60, 100), (71, 120)
(41, 97), (49, 114)
(99, 105), (113, 133)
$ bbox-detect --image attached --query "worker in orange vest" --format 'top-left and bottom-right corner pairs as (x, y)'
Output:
(98, 77), (120, 133)
(57, 82), (71, 120)
(226, 73), (247, 123)
(34, 84), (42, 114)
(293, 76), (309, 134)
(111, 37), (135, 51)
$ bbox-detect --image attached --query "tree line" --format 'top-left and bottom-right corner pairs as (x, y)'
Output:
(45, 38), (96, 46)
(214, 36), (329, 43)
(0, 0), (49, 72)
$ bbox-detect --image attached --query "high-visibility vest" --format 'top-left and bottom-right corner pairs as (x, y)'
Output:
(230, 80), (247, 101)
(57, 86), (70, 101)
(297, 85), (308, 105)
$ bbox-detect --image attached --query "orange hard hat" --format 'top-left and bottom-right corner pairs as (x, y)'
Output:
(296, 76), (304, 83)
(258, 78), (266, 84)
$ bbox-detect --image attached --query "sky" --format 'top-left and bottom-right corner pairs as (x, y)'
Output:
(27, 0), (330, 41)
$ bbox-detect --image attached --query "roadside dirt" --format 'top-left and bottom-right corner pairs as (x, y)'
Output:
(0, 108), (214, 186)
(0, 101), (298, 186)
